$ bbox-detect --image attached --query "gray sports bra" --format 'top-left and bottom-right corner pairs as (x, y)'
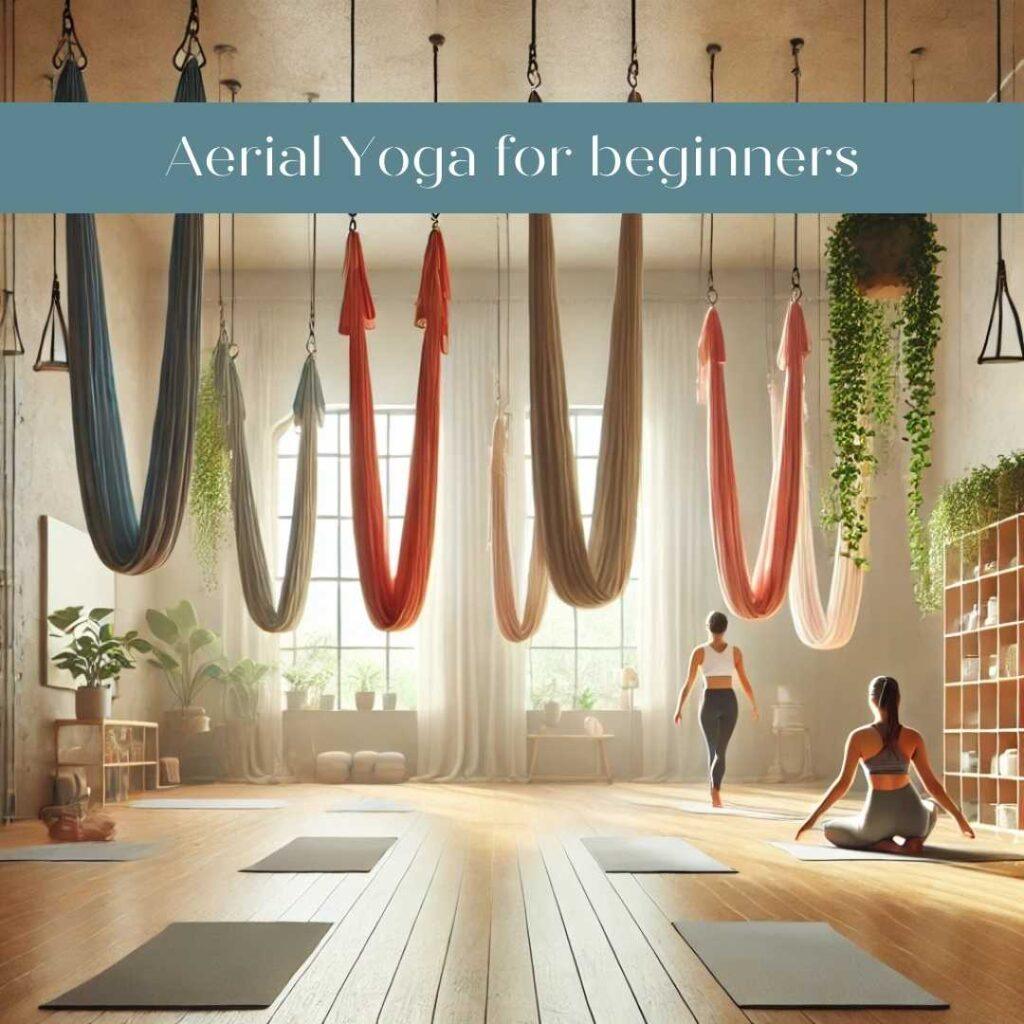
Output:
(863, 724), (909, 775)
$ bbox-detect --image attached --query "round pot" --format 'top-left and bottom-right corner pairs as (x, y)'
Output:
(354, 690), (376, 712)
(318, 693), (336, 711)
(75, 685), (112, 720)
(381, 692), (397, 711)
(285, 691), (308, 711)
(161, 706), (210, 758)
(542, 700), (562, 728)
(849, 215), (922, 300)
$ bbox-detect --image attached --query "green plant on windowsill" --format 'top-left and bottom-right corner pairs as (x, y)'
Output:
(575, 687), (597, 712)
(345, 660), (383, 711)
(283, 644), (334, 710)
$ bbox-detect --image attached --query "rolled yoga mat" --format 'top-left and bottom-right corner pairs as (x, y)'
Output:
(771, 840), (1024, 864)
(129, 798), (287, 809)
(672, 920), (947, 1009)
(242, 836), (397, 873)
(0, 842), (158, 862)
(326, 798), (415, 813)
(581, 836), (735, 874)
(41, 921), (330, 1010)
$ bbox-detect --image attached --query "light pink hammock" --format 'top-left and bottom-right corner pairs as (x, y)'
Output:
(775, 381), (867, 648)
(697, 301), (809, 619)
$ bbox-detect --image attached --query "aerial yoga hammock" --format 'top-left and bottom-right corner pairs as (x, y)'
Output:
(489, 8), (643, 633)
(54, 16), (204, 575)
(338, 225), (451, 631)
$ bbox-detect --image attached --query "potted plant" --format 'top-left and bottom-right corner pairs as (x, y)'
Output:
(346, 660), (381, 711)
(542, 699), (561, 728)
(619, 665), (639, 711)
(145, 600), (225, 753)
(282, 645), (334, 710)
(220, 657), (273, 780)
(48, 606), (151, 720)
(575, 687), (597, 712)
(824, 213), (942, 590)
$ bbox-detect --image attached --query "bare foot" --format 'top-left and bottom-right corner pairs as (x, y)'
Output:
(869, 839), (907, 855)
(902, 837), (926, 856)
(711, 788), (723, 809)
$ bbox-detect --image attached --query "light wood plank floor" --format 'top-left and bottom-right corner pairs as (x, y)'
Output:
(1, 781), (1022, 1024)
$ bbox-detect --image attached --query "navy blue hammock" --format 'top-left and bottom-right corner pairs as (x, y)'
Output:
(55, 58), (205, 574)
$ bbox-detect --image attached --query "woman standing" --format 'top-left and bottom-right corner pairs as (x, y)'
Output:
(796, 676), (975, 853)
(674, 611), (759, 807)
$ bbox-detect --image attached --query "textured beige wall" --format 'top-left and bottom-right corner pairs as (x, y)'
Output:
(12, 214), (165, 817)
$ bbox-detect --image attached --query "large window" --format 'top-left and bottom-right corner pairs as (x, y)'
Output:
(276, 407), (417, 709)
(527, 408), (639, 710)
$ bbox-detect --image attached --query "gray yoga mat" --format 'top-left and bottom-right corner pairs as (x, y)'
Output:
(327, 798), (414, 813)
(130, 798), (287, 809)
(0, 842), (158, 862)
(629, 797), (796, 821)
(242, 836), (396, 873)
(581, 836), (735, 874)
(672, 920), (947, 1009)
(771, 840), (1024, 864)
(41, 921), (330, 1009)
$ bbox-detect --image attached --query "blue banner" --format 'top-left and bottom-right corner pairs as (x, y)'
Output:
(1, 101), (1020, 213)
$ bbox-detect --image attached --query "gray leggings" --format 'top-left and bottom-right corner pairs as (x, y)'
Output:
(700, 688), (738, 790)
(824, 784), (938, 849)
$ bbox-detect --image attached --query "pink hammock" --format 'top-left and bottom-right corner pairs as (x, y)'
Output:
(783, 384), (866, 649)
(338, 227), (450, 631)
(697, 301), (809, 619)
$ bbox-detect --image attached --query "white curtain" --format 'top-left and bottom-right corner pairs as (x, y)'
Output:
(638, 300), (715, 780)
(216, 301), (300, 775)
(416, 301), (528, 779)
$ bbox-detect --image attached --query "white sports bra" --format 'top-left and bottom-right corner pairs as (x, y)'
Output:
(701, 642), (735, 679)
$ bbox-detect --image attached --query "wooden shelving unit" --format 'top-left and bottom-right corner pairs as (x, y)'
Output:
(54, 719), (162, 806)
(943, 514), (1024, 834)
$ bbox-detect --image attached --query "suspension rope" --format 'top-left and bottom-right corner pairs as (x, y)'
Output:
(306, 92), (319, 354)
(997, 0), (1004, 262)
(52, 0), (87, 70)
(909, 46), (925, 102)
(219, 59), (241, 355)
(883, 0), (889, 101)
(172, 0), (205, 70)
(348, 0), (358, 229)
(527, 0), (542, 100)
(790, 38), (803, 299)
(705, 43), (721, 305)
(2, 0), (23, 357)
(626, 0), (639, 98)
(429, 33), (445, 227)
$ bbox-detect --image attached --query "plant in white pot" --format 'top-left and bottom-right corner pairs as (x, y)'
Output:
(48, 606), (152, 720)
(145, 600), (225, 755)
(219, 657), (274, 781)
(282, 644), (334, 711)
(346, 660), (381, 711)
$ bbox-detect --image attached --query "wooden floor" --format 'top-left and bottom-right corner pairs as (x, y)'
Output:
(1, 781), (1023, 1024)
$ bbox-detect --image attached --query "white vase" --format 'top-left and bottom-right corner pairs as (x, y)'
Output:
(381, 692), (397, 711)
(542, 701), (562, 728)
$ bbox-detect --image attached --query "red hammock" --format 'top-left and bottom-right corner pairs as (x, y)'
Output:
(697, 300), (809, 619)
(338, 226), (451, 630)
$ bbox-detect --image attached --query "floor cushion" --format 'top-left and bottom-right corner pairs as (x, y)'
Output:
(315, 751), (352, 784)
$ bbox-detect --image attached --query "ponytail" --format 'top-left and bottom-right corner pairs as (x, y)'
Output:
(870, 676), (902, 750)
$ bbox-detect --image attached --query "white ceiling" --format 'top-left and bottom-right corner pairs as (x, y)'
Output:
(13, 0), (1018, 270)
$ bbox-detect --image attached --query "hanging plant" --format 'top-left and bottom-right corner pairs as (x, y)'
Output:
(189, 354), (231, 590)
(823, 214), (943, 586)
(922, 452), (1024, 613)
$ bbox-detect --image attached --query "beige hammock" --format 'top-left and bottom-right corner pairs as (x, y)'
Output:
(526, 212), (643, 609)
(214, 341), (325, 633)
(490, 412), (549, 641)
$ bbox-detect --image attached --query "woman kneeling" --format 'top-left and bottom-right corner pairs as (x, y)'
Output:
(796, 676), (974, 854)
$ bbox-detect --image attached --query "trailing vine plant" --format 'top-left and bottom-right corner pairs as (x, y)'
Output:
(189, 353), (232, 590)
(823, 213), (943, 596)
(923, 452), (1024, 613)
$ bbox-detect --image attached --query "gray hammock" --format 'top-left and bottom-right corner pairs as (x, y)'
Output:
(214, 342), (325, 633)
(55, 59), (204, 575)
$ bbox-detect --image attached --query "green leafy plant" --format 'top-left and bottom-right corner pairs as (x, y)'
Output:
(921, 452), (1024, 613)
(145, 600), (225, 709)
(344, 659), (382, 694)
(824, 214), (943, 577)
(189, 355), (232, 591)
(575, 687), (597, 711)
(282, 643), (334, 699)
(48, 606), (151, 689)
(221, 658), (274, 721)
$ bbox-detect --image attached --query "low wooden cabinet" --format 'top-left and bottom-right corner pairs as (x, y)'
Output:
(54, 719), (162, 806)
